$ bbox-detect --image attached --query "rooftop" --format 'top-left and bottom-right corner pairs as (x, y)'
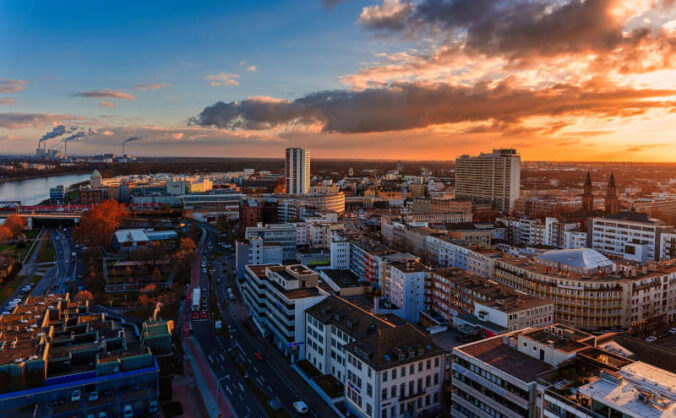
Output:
(456, 335), (553, 383)
(537, 248), (614, 271)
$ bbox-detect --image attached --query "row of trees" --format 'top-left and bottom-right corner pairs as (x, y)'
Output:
(0, 214), (26, 241)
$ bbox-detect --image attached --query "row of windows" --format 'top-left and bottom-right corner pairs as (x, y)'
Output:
(382, 357), (439, 383)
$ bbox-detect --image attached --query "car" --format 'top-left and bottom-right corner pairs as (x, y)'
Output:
(123, 405), (133, 418)
(71, 389), (81, 402)
(254, 352), (264, 361)
(646, 336), (658, 343)
(201, 311), (207, 319)
(293, 401), (309, 414)
(88, 391), (98, 401)
(669, 327), (676, 335)
(192, 312), (199, 320)
(149, 400), (158, 413)
(98, 413), (108, 418)
(267, 398), (282, 411)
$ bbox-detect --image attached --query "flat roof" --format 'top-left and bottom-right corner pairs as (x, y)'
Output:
(457, 336), (553, 383)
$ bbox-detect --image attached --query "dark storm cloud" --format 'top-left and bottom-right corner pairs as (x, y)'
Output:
(359, 0), (675, 61)
(190, 80), (676, 133)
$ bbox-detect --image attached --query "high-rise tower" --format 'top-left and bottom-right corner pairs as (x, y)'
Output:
(285, 148), (310, 194)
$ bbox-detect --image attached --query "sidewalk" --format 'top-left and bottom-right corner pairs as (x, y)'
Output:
(183, 337), (235, 418)
(166, 359), (209, 418)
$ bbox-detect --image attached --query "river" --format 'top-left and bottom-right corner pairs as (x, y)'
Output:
(0, 174), (91, 205)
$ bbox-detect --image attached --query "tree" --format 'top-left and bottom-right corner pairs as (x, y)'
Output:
(74, 200), (127, 248)
(74, 290), (94, 304)
(3, 214), (26, 236)
(141, 283), (157, 293)
(0, 226), (12, 242)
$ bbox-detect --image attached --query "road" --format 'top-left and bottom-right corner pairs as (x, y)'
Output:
(192, 224), (338, 418)
(32, 228), (76, 296)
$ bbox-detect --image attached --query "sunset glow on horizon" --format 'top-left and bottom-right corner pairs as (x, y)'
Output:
(1, 0), (675, 162)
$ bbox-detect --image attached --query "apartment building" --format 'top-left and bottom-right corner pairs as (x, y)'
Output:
(235, 237), (282, 279)
(410, 198), (472, 214)
(0, 295), (160, 418)
(455, 148), (521, 212)
(425, 268), (553, 332)
(424, 235), (500, 278)
(591, 211), (675, 262)
(241, 264), (327, 361)
(285, 147), (311, 194)
(385, 262), (430, 323)
(661, 232), (676, 260)
(494, 249), (676, 329)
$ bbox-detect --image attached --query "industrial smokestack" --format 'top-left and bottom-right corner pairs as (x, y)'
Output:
(122, 136), (140, 155)
(62, 131), (86, 157)
(38, 125), (67, 148)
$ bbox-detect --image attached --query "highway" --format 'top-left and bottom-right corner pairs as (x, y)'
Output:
(32, 228), (77, 296)
(191, 225), (338, 417)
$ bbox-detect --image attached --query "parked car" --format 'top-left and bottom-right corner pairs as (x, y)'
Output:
(293, 401), (309, 414)
(254, 352), (264, 361)
(88, 391), (98, 401)
(149, 400), (158, 413)
(123, 405), (133, 418)
(71, 389), (81, 402)
(646, 336), (658, 343)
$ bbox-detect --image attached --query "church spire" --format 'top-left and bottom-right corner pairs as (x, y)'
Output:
(605, 171), (619, 215)
(582, 170), (594, 211)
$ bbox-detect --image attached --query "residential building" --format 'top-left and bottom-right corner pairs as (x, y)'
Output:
(235, 237), (283, 279)
(494, 249), (676, 329)
(455, 148), (521, 212)
(661, 232), (676, 260)
(285, 147), (311, 194)
(240, 264), (327, 361)
(0, 294), (160, 418)
(411, 198), (472, 214)
(386, 262), (430, 323)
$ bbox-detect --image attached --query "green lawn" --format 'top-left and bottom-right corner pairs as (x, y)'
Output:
(0, 272), (24, 305)
(36, 239), (56, 263)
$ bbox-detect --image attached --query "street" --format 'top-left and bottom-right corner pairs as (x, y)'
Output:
(191, 224), (339, 418)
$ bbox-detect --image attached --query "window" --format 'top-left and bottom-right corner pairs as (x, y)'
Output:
(382, 388), (387, 400)
(367, 404), (372, 416)
(391, 386), (397, 397)
(368, 368), (372, 378)
(433, 392), (438, 403)
(401, 366), (406, 377)
(434, 357), (439, 368)
(383, 371), (388, 382)
(426, 359), (431, 370)
(367, 384), (373, 397)
(400, 383), (405, 397)
(392, 369), (397, 379)
(409, 364), (414, 375)
(434, 373), (439, 385)
(417, 378), (423, 392)
(425, 375), (431, 386)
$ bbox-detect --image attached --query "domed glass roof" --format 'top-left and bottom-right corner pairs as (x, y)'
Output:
(537, 248), (614, 270)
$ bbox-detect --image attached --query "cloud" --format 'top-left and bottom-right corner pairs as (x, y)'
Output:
(246, 65), (257, 72)
(134, 82), (172, 91)
(0, 79), (28, 94)
(626, 143), (669, 152)
(206, 73), (240, 87)
(359, 0), (413, 31)
(0, 113), (80, 130)
(72, 90), (135, 100)
(322, 0), (346, 8)
(190, 79), (676, 133)
(358, 0), (676, 67)
(98, 101), (116, 108)
(0, 98), (16, 105)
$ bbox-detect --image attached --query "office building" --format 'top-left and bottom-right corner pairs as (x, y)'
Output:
(285, 147), (311, 194)
(49, 184), (66, 204)
(591, 211), (675, 262)
(455, 148), (521, 212)
(234, 237), (282, 279)
(245, 223), (298, 261)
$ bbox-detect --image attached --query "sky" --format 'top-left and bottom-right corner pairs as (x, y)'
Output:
(0, 0), (675, 162)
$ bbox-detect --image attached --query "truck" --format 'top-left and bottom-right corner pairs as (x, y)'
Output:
(191, 288), (201, 310)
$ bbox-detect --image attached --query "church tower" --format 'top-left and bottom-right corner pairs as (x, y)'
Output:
(605, 171), (619, 215)
(582, 170), (594, 211)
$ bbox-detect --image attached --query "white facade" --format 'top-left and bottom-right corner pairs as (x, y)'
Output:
(424, 235), (498, 278)
(285, 147), (311, 195)
(660, 232), (676, 260)
(455, 148), (521, 212)
(591, 215), (669, 262)
(386, 263), (427, 323)
(240, 265), (326, 361)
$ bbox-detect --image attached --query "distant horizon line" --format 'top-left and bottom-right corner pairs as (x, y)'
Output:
(0, 153), (675, 165)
